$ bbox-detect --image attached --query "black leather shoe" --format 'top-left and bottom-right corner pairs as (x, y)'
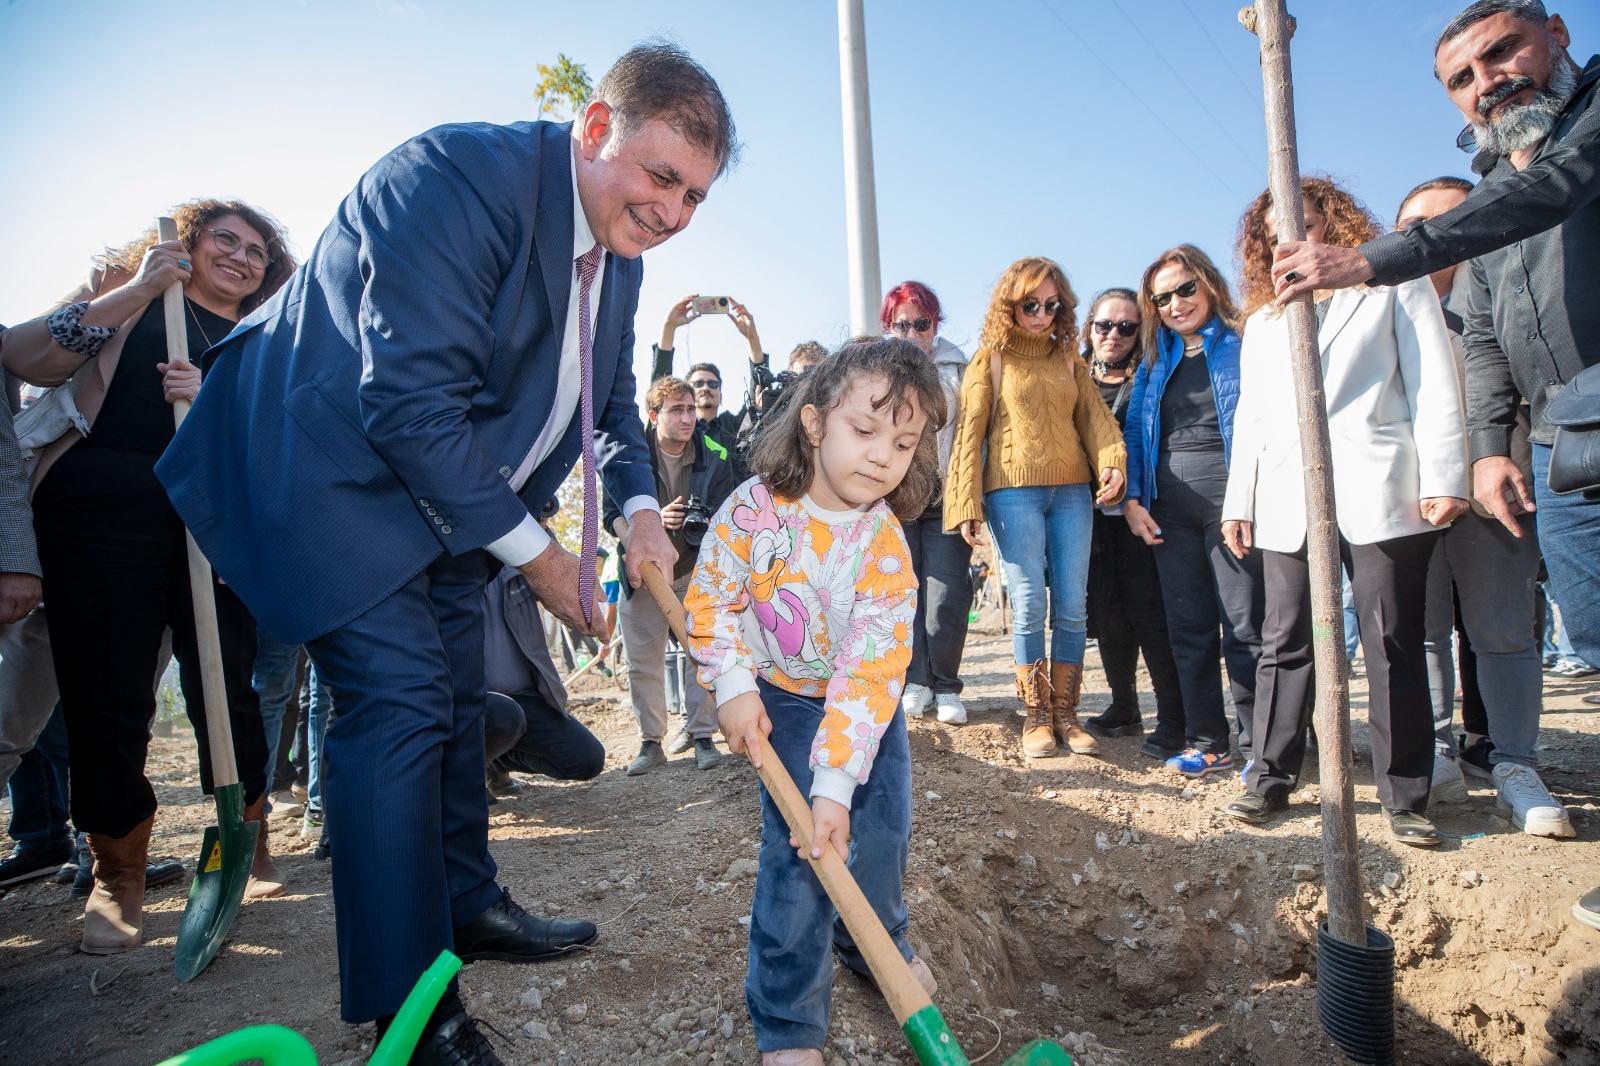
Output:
(1084, 707), (1143, 738)
(453, 888), (598, 964)
(1387, 809), (1442, 847)
(411, 1009), (504, 1066)
(1221, 792), (1287, 824)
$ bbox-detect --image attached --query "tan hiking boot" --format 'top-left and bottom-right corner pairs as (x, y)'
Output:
(1018, 660), (1056, 758)
(1050, 661), (1099, 755)
(82, 814), (153, 954)
(242, 795), (285, 900)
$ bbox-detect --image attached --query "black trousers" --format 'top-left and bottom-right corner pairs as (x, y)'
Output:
(1087, 510), (1184, 741)
(484, 691), (605, 782)
(902, 509), (975, 694)
(1247, 530), (1440, 812)
(1149, 455), (1265, 756)
(32, 445), (268, 838)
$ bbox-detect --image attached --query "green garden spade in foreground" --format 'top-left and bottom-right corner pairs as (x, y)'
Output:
(156, 216), (260, 983)
(619, 516), (1071, 1066)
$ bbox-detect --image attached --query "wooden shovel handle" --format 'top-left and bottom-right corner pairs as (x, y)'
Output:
(613, 518), (934, 1025)
(158, 217), (240, 790)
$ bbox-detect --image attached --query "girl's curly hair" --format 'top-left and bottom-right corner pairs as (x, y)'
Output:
(99, 199), (295, 317)
(748, 336), (947, 521)
(977, 257), (1078, 360)
(1235, 176), (1381, 317)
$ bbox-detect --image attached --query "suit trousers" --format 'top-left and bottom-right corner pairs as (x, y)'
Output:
(619, 573), (716, 742)
(1248, 530), (1439, 811)
(306, 549), (502, 1023)
(33, 445), (267, 837)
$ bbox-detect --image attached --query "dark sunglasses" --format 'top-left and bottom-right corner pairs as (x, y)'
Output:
(1151, 279), (1199, 308)
(889, 317), (933, 336)
(1018, 298), (1063, 318)
(688, 377), (721, 389)
(1093, 319), (1138, 338)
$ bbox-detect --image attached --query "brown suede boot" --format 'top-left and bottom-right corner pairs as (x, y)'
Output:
(1051, 661), (1099, 755)
(1018, 659), (1056, 758)
(81, 815), (153, 954)
(242, 795), (285, 900)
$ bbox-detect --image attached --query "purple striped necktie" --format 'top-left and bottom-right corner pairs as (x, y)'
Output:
(575, 244), (604, 626)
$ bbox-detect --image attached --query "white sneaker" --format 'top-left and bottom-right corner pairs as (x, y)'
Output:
(1493, 763), (1576, 838)
(934, 693), (967, 725)
(902, 683), (934, 719)
(268, 790), (304, 819)
(1429, 754), (1469, 805)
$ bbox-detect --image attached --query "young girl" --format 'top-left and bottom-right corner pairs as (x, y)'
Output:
(685, 338), (946, 1066)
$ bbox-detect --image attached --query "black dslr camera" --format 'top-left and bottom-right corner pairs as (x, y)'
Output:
(681, 494), (713, 548)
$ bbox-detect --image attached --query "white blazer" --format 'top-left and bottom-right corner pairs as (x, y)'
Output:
(1222, 278), (1468, 553)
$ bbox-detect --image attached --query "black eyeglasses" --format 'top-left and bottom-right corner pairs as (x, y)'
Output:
(889, 317), (932, 336)
(1093, 319), (1138, 338)
(1018, 298), (1063, 318)
(205, 228), (270, 270)
(688, 377), (721, 390)
(1151, 280), (1199, 308)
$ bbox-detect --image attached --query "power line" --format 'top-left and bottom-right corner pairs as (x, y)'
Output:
(1179, 0), (1266, 110)
(1108, 0), (1262, 166)
(1034, 0), (1251, 201)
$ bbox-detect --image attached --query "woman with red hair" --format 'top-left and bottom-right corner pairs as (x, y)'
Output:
(879, 281), (974, 724)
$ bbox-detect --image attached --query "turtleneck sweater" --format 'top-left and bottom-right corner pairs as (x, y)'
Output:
(943, 325), (1128, 531)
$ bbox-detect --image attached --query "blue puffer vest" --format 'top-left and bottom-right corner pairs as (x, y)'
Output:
(1122, 316), (1243, 507)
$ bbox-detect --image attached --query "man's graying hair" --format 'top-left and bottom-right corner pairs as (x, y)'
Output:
(1435, 0), (1549, 57)
(595, 40), (740, 177)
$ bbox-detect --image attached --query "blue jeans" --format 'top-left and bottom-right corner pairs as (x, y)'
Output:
(986, 484), (1094, 665)
(747, 680), (913, 1053)
(6, 704), (71, 852)
(1531, 443), (1600, 667)
(253, 633), (332, 813)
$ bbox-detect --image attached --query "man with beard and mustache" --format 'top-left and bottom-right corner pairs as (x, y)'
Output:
(1271, 0), (1599, 933)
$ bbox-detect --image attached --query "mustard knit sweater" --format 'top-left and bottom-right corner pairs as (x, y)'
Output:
(943, 326), (1128, 530)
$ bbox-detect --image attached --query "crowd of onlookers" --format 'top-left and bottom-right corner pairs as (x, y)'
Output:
(0, 4), (1595, 1061)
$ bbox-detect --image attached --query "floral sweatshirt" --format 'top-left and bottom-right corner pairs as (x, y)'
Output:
(684, 477), (916, 808)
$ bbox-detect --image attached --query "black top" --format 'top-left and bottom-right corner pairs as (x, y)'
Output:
(1359, 54), (1600, 454)
(1158, 350), (1223, 456)
(1095, 377), (1131, 427)
(83, 299), (234, 456)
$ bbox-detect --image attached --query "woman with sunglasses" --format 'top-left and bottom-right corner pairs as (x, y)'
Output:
(1220, 178), (1471, 846)
(946, 258), (1127, 759)
(1078, 289), (1186, 758)
(1121, 245), (1264, 778)
(2, 200), (295, 953)
(879, 280), (974, 724)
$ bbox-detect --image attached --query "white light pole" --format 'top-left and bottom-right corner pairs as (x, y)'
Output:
(837, 0), (882, 337)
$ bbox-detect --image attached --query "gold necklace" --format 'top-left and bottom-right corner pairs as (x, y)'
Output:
(185, 298), (220, 350)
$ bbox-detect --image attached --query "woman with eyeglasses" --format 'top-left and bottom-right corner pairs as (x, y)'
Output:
(1219, 178), (1471, 846)
(1, 200), (295, 952)
(879, 280), (974, 725)
(945, 258), (1127, 759)
(1078, 289), (1186, 758)
(1121, 245), (1264, 779)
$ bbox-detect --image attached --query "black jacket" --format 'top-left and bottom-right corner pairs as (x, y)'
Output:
(603, 422), (738, 593)
(1359, 54), (1600, 454)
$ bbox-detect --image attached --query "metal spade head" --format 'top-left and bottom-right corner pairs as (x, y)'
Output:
(175, 783), (259, 982)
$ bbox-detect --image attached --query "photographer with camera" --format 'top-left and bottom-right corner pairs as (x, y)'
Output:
(607, 377), (738, 775)
(653, 294), (771, 455)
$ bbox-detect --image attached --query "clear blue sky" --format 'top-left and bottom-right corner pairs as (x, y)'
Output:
(2, 0), (1594, 406)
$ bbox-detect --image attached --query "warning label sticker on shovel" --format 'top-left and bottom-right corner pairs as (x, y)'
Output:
(203, 841), (223, 873)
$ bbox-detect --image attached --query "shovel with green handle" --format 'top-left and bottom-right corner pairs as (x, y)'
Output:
(156, 216), (262, 983)
(614, 518), (1071, 1066)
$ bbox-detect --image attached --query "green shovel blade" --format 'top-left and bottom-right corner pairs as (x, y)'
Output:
(175, 782), (259, 982)
(902, 1005), (1073, 1066)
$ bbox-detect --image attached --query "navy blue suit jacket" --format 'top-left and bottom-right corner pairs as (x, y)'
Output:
(157, 121), (654, 644)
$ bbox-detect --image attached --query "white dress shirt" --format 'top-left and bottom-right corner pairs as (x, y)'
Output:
(486, 139), (657, 567)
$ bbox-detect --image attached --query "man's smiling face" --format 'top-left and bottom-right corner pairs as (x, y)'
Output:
(575, 101), (719, 259)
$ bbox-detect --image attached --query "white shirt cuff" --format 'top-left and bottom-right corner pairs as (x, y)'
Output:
(712, 667), (759, 707)
(622, 495), (660, 524)
(486, 514), (550, 568)
(809, 766), (859, 809)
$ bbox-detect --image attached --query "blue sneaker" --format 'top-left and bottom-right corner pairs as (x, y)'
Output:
(1166, 748), (1234, 778)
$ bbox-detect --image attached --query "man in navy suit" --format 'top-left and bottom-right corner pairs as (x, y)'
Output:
(158, 43), (735, 1063)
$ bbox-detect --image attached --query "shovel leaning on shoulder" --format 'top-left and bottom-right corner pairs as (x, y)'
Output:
(614, 518), (1071, 1066)
(155, 216), (260, 983)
